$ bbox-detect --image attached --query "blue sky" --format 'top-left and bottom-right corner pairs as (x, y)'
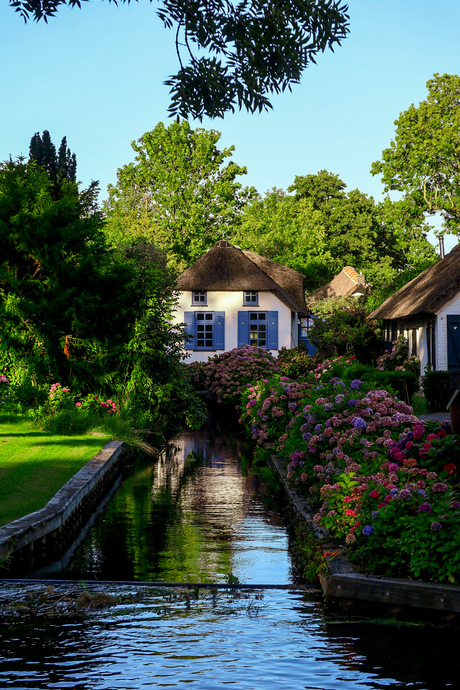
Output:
(1, 0), (460, 251)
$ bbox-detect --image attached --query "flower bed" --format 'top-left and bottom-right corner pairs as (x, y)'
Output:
(241, 373), (460, 584)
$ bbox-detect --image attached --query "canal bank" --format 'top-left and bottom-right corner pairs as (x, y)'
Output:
(270, 454), (460, 620)
(0, 441), (125, 568)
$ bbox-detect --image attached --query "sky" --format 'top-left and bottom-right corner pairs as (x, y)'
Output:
(1, 0), (460, 252)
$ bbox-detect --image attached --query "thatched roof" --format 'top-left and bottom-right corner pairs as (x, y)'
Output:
(176, 240), (307, 313)
(312, 266), (366, 301)
(369, 245), (460, 321)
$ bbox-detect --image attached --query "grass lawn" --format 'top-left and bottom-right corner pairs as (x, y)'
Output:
(0, 414), (110, 528)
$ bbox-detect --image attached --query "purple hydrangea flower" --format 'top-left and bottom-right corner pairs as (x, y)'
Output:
(348, 399), (358, 407)
(430, 521), (442, 531)
(371, 510), (380, 518)
(390, 488), (399, 495)
(419, 502), (432, 513)
(350, 379), (362, 389)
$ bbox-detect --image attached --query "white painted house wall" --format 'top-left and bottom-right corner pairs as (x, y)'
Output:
(174, 290), (295, 363)
(435, 292), (460, 371)
(388, 291), (460, 374)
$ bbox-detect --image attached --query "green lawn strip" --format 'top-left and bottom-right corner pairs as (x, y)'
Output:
(0, 414), (110, 527)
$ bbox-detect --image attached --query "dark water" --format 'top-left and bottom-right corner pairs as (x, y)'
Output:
(0, 424), (459, 688)
(63, 423), (291, 584)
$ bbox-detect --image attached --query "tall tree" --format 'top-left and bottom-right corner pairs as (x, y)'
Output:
(29, 130), (77, 183)
(231, 170), (436, 292)
(0, 157), (135, 388)
(10, 0), (350, 120)
(371, 73), (460, 235)
(103, 120), (253, 271)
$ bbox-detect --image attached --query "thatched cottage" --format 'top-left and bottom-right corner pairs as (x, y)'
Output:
(174, 240), (308, 362)
(369, 245), (460, 373)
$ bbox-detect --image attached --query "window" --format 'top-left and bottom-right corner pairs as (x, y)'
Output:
(238, 311), (278, 350)
(196, 312), (214, 348)
(249, 312), (267, 347)
(184, 311), (225, 351)
(192, 290), (207, 305)
(243, 290), (258, 306)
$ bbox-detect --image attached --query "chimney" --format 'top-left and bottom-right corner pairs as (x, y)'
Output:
(439, 235), (445, 259)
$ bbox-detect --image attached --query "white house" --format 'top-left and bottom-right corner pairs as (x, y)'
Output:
(174, 240), (308, 362)
(369, 245), (460, 375)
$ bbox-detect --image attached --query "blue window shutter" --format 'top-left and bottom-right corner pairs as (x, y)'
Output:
(238, 311), (249, 347)
(184, 311), (195, 350)
(267, 311), (279, 350)
(215, 312), (225, 350)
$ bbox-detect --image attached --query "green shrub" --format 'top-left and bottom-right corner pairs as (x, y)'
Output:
(421, 370), (451, 412)
(330, 362), (418, 403)
(376, 334), (420, 378)
(276, 346), (321, 378)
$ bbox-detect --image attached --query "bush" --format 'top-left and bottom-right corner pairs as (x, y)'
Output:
(308, 298), (382, 364)
(331, 363), (418, 403)
(376, 334), (420, 378)
(421, 370), (451, 412)
(201, 345), (280, 407)
(276, 347), (321, 379)
(239, 374), (315, 444)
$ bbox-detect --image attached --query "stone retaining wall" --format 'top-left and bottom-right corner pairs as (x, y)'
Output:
(0, 441), (125, 561)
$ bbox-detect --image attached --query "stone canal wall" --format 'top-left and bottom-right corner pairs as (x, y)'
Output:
(0, 441), (125, 562)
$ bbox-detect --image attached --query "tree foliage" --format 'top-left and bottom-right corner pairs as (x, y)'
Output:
(0, 158), (131, 388)
(231, 170), (436, 292)
(10, 0), (350, 120)
(371, 73), (460, 234)
(308, 297), (381, 363)
(29, 130), (77, 184)
(103, 120), (253, 271)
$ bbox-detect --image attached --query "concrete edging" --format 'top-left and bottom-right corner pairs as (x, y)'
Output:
(0, 440), (125, 560)
(270, 455), (460, 614)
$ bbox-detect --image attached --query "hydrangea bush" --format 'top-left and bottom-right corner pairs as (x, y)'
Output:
(198, 345), (280, 406)
(242, 373), (460, 583)
(239, 375), (315, 444)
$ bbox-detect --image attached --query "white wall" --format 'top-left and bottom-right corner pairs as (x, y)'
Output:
(436, 292), (460, 370)
(173, 290), (294, 363)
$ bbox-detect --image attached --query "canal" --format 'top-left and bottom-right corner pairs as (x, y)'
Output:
(0, 422), (458, 688)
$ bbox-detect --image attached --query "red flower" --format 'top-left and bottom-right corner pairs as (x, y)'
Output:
(370, 489), (380, 498)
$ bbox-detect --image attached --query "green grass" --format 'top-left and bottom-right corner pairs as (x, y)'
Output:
(0, 413), (110, 527)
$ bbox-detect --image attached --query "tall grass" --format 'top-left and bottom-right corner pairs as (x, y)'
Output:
(37, 408), (158, 456)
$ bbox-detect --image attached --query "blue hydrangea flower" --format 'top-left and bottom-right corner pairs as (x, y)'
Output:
(350, 379), (362, 389)
(362, 525), (374, 536)
(352, 416), (367, 429)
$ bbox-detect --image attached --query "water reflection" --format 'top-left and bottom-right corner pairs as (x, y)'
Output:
(63, 424), (291, 584)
